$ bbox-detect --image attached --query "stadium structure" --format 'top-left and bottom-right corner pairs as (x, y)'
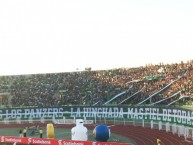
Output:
(0, 60), (193, 145)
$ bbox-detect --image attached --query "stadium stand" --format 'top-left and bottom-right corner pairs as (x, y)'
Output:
(0, 60), (193, 145)
(0, 60), (192, 107)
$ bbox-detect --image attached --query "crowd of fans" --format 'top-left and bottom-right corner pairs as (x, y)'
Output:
(0, 60), (192, 108)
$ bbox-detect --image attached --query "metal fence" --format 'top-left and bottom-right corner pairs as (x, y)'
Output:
(1, 116), (193, 143)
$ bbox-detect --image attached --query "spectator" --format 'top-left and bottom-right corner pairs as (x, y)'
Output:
(0, 59), (192, 107)
(39, 128), (43, 138)
(19, 129), (23, 137)
(23, 128), (27, 137)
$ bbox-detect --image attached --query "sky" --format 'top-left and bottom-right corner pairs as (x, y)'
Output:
(0, 0), (193, 76)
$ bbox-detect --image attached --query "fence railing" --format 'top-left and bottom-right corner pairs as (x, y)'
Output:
(1, 116), (193, 143)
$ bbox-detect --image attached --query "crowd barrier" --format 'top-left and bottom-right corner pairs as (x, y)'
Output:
(2, 116), (193, 143)
(1, 106), (193, 144)
(88, 117), (193, 143)
(122, 119), (193, 143)
(0, 136), (132, 145)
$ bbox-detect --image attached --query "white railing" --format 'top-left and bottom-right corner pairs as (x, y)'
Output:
(96, 118), (193, 143)
(1, 117), (193, 143)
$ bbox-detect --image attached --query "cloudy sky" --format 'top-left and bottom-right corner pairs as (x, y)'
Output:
(0, 0), (192, 75)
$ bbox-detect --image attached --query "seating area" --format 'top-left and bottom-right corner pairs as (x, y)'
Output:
(0, 60), (192, 107)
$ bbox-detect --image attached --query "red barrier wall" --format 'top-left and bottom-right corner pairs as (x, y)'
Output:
(0, 136), (132, 145)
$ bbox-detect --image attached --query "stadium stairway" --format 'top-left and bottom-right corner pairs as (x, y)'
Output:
(137, 80), (175, 105)
(150, 90), (181, 106)
(102, 88), (131, 105)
